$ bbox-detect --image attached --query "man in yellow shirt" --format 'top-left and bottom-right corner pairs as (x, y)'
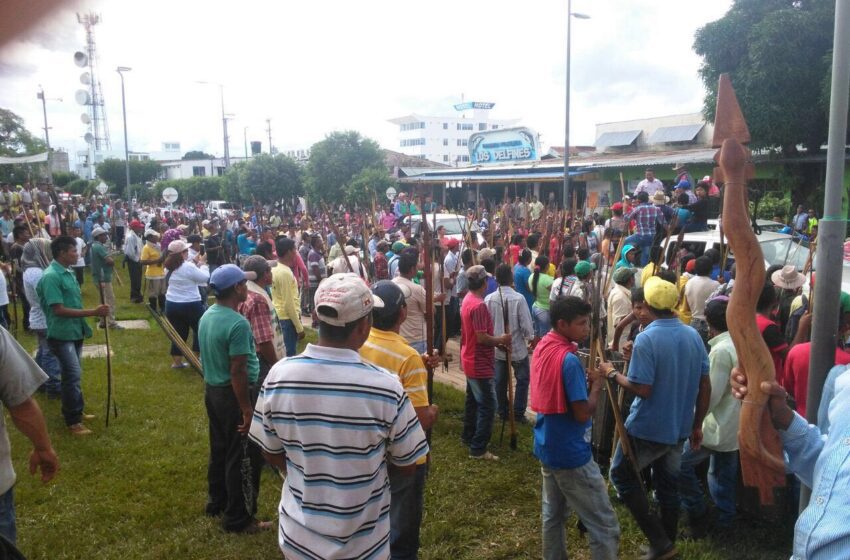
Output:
(359, 281), (438, 560)
(271, 237), (304, 357)
(140, 230), (166, 312)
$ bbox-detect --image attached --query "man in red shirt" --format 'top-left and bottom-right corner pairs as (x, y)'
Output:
(460, 265), (511, 461)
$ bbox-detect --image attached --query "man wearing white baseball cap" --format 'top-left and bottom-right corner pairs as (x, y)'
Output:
(249, 273), (429, 559)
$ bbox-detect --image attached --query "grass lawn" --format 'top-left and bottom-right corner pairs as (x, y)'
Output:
(6, 262), (793, 559)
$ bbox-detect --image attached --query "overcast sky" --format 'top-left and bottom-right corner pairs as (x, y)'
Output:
(1, 0), (733, 162)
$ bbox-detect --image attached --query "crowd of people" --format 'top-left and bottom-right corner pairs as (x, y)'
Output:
(0, 168), (848, 559)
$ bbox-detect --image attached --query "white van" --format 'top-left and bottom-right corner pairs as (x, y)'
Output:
(207, 200), (235, 219)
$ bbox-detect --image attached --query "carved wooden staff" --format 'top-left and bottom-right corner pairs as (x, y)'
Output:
(714, 73), (785, 504)
(420, 197), (435, 405)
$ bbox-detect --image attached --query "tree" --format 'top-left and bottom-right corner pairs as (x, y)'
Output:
(53, 171), (80, 188)
(345, 166), (397, 208)
(96, 158), (163, 194)
(237, 154), (303, 204)
(306, 131), (385, 204)
(0, 108), (46, 156)
(153, 177), (224, 204)
(694, 0), (837, 153)
(182, 150), (215, 160)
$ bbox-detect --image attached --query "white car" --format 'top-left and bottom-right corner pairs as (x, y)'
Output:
(405, 213), (486, 247)
(707, 218), (788, 234)
(207, 200), (236, 219)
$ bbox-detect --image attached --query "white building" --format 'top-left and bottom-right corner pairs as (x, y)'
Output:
(594, 112), (715, 153)
(388, 102), (519, 166)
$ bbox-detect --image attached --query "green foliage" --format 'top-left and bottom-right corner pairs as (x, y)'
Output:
(306, 131), (384, 203)
(753, 190), (793, 220)
(694, 0), (836, 152)
(0, 107), (46, 156)
(66, 178), (95, 196)
(96, 158), (164, 195)
(182, 150), (215, 160)
(346, 166), (397, 207)
(236, 154), (303, 203)
(52, 171), (80, 188)
(151, 177), (223, 204)
(219, 166), (244, 203)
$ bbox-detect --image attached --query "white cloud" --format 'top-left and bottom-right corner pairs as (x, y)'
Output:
(0, 0), (733, 162)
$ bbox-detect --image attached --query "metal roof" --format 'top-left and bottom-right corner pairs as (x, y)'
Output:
(581, 148), (717, 169)
(400, 169), (589, 184)
(647, 123), (704, 144)
(594, 130), (641, 148)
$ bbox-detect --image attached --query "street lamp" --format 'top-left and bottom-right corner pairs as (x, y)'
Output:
(36, 86), (62, 184)
(563, 1), (590, 214)
(117, 66), (132, 194)
(196, 81), (230, 168)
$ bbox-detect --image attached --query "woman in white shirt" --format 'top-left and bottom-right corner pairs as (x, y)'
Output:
(20, 238), (62, 395)
(164, 239), (209, 368)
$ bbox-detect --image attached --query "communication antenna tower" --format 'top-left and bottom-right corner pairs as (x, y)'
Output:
(76, 12), (111, 151)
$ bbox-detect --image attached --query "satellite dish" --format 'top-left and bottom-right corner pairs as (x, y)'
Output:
(96, 181), (109, 195)
(80, 113), (91, 124)
(84, 133), (94, 144)
(162, 187), (179, 204)
(75, 89), (91, 105)
(73, 51), (88, 68)
(80, 72), (91, 85)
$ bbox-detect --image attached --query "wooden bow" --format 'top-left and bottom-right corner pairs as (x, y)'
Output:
(715, 74), (785, 504)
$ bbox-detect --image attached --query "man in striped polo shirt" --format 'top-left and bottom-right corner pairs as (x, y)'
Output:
(250, 273), (429, 560)
(360, 281), (438, 560)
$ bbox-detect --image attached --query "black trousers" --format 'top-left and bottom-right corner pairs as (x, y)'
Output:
(127, 259), (143, 301)
(204, 383), (263, 532)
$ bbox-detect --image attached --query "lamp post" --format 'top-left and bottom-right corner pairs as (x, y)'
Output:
(563, 1), (590, 212)
(244, 126), (249, 160)
(116, 67), (132, 193)
(197, 81), (230, 168)
(36, 86), (61, 184)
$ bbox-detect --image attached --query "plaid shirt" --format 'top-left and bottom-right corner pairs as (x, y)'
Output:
(239, 291), (274, 345)
(374, 252), (389, 281)
(626, 203), (664, 236)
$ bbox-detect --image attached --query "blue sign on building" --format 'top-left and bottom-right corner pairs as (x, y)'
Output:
(453, 101), (496, 111)
(469, 127), (539, 165)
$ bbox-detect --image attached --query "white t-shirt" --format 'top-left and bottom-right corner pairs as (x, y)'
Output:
(685, 275), (720, 321)
(74, 237), (86, 268)
(165, 261), (209, 303)
(0, 271), (8, 307)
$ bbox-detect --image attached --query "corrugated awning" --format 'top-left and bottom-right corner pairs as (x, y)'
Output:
(594, 130), (641, 148)
(648, 123), (704, 144)
(400, 169), (589, 183)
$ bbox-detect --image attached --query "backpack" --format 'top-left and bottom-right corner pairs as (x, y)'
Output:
(785, 295), (809, 343)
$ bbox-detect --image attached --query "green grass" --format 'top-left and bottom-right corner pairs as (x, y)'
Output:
(6, 262), (793, 558)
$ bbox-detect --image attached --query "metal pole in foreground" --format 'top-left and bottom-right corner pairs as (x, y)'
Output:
(36, 87), (53, 185)
(117, 67), (132, 194)
(804, 0), (850, 509)
(562, 0), (571, 211)
(220, 85), (230, 168)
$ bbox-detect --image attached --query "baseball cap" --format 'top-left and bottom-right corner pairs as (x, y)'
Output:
(478, 248), (495, 261)
(202, 219), (210, 226)
(611, 202), (623, 211)
(446, 238), (460, 250)
(168, 239), (188, 253)
(675, 179), (692, 190)
(241, 254), (275, 279)
(91, 226), (108, 238)
(466, 264), (487, 281)
(391, 241), (407, 253)
(644, 276), (679, 310)
(209, 264), (247, 296)
(144, 229), (160, 239)
(129, 219), (143, 229)
(612, 266), (634, 284)
(315, 273), (384, 326)
(371, 280), (405, 320)
(574, 261), (595, 277)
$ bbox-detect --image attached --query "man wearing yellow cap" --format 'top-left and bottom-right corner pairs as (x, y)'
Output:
(601, 276), (711, 559)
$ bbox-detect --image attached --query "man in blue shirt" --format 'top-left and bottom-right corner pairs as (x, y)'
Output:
(513, 249), (534, 312)
(607, 276), (711, 559)
(531, 297), (620, 560)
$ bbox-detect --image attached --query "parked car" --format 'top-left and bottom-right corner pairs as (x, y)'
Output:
(707, 218), (788, 233)
(405, 213), (486, 247)
(207, 200), (236, 219)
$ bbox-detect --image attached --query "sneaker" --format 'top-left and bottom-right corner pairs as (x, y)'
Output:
(82, 413), (96, 421)
(68, 423), (92, 436)
(110, 324), (125, 330)
(171, 362), (189, 369)
(469, 451), (499, 461)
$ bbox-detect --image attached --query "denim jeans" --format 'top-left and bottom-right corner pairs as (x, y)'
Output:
(34, 330), (61, 395)
(532, 305), (551, 337)
(678, 442), (738, 526)
(0, 488), (15, 545)
(542, 462), (620, 560)
(624, 233), (654, 267)
(165, 300), (205, 355)
(494, 357), (530, 419)
(389, 463), (428, 560)
(462, 377), (496, 456)
(280, 319), (298, 358)
(46, 338), (85, 426)
(610, 436), (684, 511)
(409, 340), (426, 355)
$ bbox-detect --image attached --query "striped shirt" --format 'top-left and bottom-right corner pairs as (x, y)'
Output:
(249, 344), (429, 560)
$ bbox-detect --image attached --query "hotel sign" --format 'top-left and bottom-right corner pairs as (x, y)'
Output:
(453, 101), (495, 111)
(469, 127), (539, 165)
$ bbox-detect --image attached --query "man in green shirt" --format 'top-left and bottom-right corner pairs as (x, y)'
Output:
(90, 227), (121, 329)
(37, 236), (109, 436)
(198, 264), (268, 533)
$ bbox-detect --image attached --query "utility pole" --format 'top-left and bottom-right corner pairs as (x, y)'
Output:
(36, 86), (60, 184)
(117, 67), (132, 194)
(266, 118), (273, 155)
(244, 126), (249, 160)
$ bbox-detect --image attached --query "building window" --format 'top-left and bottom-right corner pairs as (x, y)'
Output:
(492, 124), (499, 130)
(443, 123), (448, 129)
(192, 166), (206, 177)
(456, 123), (473, 131)
(400, 122), (426, 132)
(479, 123), (486, 131)
(456, 139), (468, 147)
(443, 155), (449, 162)
(443, 139), (448, 146)
(400, 138), (426, 147)
(459, 155), (470, 162)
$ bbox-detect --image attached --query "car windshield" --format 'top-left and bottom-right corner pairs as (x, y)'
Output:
(759, 238), (809, 269)
(216, 203), (234, 209)
(411, 216), (466, 235)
